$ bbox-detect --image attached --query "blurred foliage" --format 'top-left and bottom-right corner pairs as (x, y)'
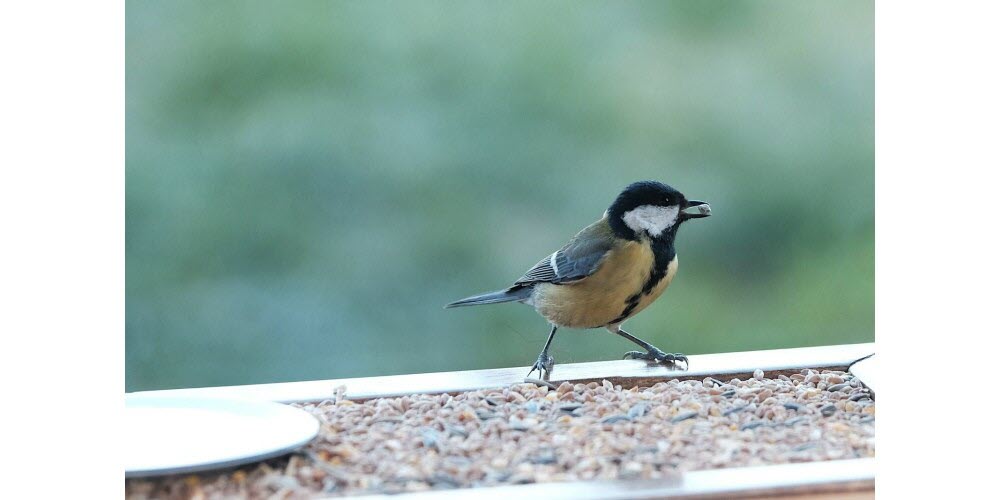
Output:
(126, 0), (873, 391)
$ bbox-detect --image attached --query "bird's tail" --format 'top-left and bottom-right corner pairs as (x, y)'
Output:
(444, 286), (532, 308)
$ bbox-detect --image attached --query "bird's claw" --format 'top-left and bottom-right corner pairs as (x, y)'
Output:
(623, 348), (688, 367)
(527, 353), (555, 379)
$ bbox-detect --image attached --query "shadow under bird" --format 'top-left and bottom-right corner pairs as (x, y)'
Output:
(446, 180), (712, 378)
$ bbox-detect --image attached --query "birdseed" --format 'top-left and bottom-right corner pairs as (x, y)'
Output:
(125, 370), (874, 498)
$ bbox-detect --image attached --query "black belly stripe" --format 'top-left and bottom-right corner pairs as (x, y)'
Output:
(609, 292), (642, 325)
(608, 237), (676, 325)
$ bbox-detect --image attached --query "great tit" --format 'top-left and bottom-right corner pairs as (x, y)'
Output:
(446, 180), (712, 378)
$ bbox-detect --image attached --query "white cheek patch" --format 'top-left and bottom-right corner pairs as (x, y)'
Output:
(622, 205), (679, 237)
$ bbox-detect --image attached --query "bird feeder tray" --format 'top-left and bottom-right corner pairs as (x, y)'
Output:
(126, 343), (875, 499)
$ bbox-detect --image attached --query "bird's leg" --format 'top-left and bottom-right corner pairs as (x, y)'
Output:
(613, 327), (688, 367)
(527, 325), (558, 379)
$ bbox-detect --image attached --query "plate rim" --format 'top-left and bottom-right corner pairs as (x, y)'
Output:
(124, 395), (320, 478)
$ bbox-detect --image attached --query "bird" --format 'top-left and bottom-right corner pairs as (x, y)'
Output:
(445, 180), (712, 378)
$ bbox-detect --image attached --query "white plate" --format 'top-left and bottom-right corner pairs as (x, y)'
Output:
(125, 395), (320, 478)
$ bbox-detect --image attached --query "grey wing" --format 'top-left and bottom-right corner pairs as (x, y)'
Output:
(513, 221), (616, 286)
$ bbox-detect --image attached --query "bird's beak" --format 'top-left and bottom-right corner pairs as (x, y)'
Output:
(680, 199), (712, 220)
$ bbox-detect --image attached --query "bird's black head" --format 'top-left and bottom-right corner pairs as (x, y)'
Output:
(606, 180), (711, 240)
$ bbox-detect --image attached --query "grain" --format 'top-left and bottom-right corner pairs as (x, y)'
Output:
(126, 370), (874, 498)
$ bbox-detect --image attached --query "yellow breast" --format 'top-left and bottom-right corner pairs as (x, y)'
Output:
(531, 240), (678, 329)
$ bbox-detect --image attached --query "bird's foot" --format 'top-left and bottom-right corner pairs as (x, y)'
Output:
(623, 348), (688, 367)
(527, 352), (555, 379)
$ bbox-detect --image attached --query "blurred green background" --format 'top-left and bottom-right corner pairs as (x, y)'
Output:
(126, 0), (873, 391)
